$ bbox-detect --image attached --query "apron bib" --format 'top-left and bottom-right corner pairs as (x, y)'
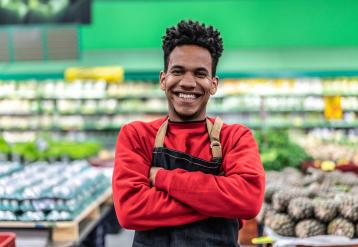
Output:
(132, 117), (239, 247)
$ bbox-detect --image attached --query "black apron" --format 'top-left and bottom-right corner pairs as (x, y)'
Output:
(132, 117), (239, 247)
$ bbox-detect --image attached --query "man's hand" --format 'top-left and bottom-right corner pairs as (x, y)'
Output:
(149, 166), (163, 186)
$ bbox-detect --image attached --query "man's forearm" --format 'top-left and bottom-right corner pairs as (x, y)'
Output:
(153, 168), (265, 219)
(113, 183), (208, 230)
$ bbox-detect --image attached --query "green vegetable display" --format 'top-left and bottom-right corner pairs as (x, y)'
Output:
(0, 137), (10, 153)
(254, 130), (312, 171)
(0, 136), (102, 163)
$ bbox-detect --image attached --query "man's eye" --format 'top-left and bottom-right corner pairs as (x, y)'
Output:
(196, 72), (207, 78)
(171, 70), (182, 75)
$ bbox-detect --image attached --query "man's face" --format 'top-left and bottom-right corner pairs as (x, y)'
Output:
(160, 45), (218, 122)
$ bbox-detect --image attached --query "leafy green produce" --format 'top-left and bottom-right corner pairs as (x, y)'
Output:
(43, 141), (102, 161)
(0, 137), (11, 154)
(254, 130), (312, 171)
(12, 142), (40, 162)
(0, 135), (102, 162)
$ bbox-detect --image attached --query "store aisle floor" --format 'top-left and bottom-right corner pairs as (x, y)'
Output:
(106, 229), (135, 247)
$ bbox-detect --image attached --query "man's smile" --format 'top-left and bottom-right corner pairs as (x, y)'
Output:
(173, 92), (203, 103)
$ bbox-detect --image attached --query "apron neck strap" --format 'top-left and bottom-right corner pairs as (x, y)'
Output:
(154, 117), (223, 159)
(154, 119), (169, 148)
(206, 117), (223, 159)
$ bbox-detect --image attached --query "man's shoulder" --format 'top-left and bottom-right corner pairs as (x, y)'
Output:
(222, 122), (252, 141)
(208, 116), (251, 134)
(122, 116), (168, 134)
(222, 122), (251, 132)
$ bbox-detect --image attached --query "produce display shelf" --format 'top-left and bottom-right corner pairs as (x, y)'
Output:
(1, 109), (344, 116)
(221, 93), (358, 97)
(0, 95), (165, 100)
(233, 121), (358, 129)
(2, 121), (358, 132)
(1, 93), (358, 100)
(0, 110), (167, 116)
(0, 187), (113, 242)
(255, 121), (358, 129)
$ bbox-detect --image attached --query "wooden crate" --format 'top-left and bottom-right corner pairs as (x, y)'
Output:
(0, 188), (113, 242)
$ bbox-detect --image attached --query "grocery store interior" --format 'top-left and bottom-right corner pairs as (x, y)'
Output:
(1, 0), (358, 246)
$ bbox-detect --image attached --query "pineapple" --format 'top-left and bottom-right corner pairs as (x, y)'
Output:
(325, 170), (343, 185)
(313, 199), (338, 223)
(288, 197), (314, 220)
(327, 218), (355, 238)
(264, 184), (281, 204)
(305, 182), (321, 198)
(264, 209), (275, 227)
(282, 167), (303, 187)
(336, 194), (358, 222)
(302, 167), (324, 185)
(272, 189), (307, 213)
(295, 219), (326, 238)
(266, 213), (295, 237)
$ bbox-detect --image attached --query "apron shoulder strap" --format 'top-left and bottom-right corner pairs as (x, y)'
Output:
(155, 117), (224, 160)
(206, 117), (224, 159)
(155, 119), (168, 148)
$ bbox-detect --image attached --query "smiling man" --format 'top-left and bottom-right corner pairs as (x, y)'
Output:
(112, 20), (265, 247)
(161, 44), (216, 121)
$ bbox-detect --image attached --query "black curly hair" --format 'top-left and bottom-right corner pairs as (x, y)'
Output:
(162, 20), (224, 77)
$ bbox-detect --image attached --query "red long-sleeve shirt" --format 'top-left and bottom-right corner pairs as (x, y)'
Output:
(112, 117), (265, 230)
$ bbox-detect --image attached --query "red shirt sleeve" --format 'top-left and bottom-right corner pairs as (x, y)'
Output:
(155, 127), (265, 220)
(112, 124), (208, 230)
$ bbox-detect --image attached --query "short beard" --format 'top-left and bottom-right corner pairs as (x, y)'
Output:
(172, 104), (207, 122)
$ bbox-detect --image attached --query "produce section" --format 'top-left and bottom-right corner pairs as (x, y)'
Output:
(260, 167), (358, 244)
(295, 129), (358, 166)
(1, 76), (358, 246)
(0, 77), (357, 134)
(0, 136), (101, 163)
(254, 128), (358, 244)
(0, 160), (110, 221)
(254, 129), (312, 171)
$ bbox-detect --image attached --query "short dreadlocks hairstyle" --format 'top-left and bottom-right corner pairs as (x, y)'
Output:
(162, 20), (224, 77)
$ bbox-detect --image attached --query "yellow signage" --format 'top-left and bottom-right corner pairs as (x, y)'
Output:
(65, 66), (124, 83)
(324, 96), (342, 120)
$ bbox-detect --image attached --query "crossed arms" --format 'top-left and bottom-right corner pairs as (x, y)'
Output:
(112, 124), (265, 230)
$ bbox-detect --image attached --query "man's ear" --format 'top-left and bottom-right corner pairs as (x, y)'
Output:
(159, 71), (166, 91)
(209, 76), (219, 95)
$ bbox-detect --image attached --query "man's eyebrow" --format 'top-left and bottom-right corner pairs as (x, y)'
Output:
(169, 65), (209, 73)
(169, 65), (184, 70)
(196, 67), (209, 72)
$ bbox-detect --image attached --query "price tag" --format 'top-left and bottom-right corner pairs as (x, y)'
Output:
(65, 66), (124, 83)
(252, 236), (274, 244)
(324, 96), (342, 120)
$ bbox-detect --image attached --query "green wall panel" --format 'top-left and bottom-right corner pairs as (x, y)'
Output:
(79, 0), (358, 49)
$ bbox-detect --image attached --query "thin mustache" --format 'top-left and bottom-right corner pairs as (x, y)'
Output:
(173, 91), (203, 95)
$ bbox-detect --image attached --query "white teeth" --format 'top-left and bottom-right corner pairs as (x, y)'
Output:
(178, 93), (196, 99)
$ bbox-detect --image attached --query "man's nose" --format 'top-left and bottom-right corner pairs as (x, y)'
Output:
(179, 72), (196, 88)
